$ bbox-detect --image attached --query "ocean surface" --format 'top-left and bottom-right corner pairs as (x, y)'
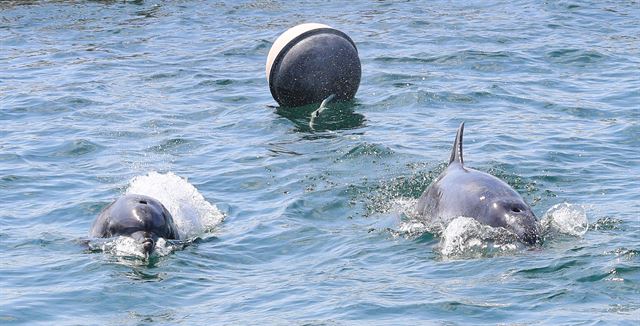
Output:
(1, 0), (639, 324)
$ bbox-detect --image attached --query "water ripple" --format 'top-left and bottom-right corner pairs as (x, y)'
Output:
(1, 0), (638, 324)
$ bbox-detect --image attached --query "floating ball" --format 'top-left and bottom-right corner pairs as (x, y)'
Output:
(266, 23), (361, 107)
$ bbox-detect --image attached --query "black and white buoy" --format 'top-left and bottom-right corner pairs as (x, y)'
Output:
(266, 23), (361, 107)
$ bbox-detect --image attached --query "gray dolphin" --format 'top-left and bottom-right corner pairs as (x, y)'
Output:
(416, 122), (541, 244)
(90, 194), (180, 255)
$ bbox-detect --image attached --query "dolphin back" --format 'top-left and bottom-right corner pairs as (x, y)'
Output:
(90, 201), (115, 237)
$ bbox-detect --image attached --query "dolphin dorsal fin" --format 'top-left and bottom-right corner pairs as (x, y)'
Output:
(448, 122), (465, 165)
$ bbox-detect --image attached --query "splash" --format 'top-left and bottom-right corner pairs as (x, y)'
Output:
(377, 198), (429, 238)
(541, 203), (588, 237)
(89, 236), (179, 259)
(396, 220), (429, 238)
(126, 171), (224, 240)
(88, 172), (224, 259)
(396, 201), (589, 259)
(397, 201), (526, 258)
(436, 217), (523, 259)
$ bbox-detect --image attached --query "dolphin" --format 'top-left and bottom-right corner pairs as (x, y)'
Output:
(90, 194), (180, 255)
(416, 122), (541, 244)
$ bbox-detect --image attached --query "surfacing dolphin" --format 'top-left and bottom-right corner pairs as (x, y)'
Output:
(90, 194), (180, 256)
(416, 122), (541, 245)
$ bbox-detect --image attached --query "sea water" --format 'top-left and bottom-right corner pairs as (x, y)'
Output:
(1, 1), (638, 324)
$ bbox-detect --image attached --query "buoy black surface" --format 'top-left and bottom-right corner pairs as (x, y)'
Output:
(266, 23), (361, 107)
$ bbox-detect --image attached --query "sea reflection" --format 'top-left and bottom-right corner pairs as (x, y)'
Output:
(274, 100), (365, 133)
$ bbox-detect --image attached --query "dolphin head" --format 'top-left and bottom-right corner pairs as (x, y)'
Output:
(487, 198), (540, 245)
(99, 195), (179, 255)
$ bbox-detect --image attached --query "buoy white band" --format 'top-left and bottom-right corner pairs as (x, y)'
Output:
(265, 23), (332, 83)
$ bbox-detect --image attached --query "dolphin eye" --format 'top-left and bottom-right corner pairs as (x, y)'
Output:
(139, 200), (148, 205)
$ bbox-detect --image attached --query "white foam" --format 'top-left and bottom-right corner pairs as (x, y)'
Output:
(397, 220), (429, 236)
(384, 198), (434, 238)
(541, 202), (588, 237)
(437, 217), (521, 258)
(90, 236), (179, 259)
(125, 171), (224, 240)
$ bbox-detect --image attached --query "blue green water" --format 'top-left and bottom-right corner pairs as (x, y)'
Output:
(1, 0), (639, 324)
